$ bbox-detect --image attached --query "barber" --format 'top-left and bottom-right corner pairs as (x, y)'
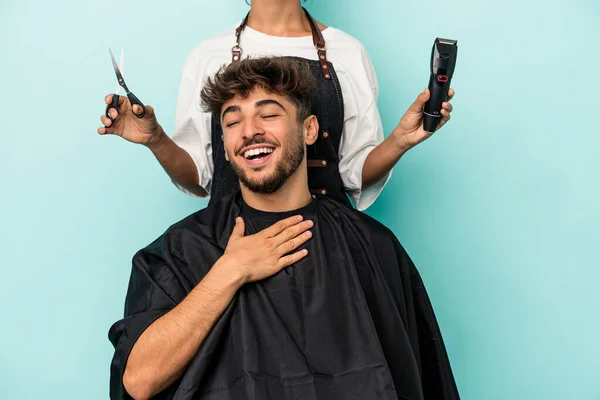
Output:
(98, 0), (454, 210)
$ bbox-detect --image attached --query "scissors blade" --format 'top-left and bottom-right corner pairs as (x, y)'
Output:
(109, 48), (128, 93)
(114, 47), (124, 94)
(120, 47), (124, 78)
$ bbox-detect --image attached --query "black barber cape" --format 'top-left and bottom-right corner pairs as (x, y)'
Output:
(109, 192), (460, 399)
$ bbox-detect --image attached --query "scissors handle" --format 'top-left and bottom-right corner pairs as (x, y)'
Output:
(127, 92), (146, 119)
(104, 92), (146, 126)
(105, 94), (121, 124)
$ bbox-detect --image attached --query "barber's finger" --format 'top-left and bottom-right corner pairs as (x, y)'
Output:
(277, 249), (309, 269)
(106, 94), (130, 109)
(99, 117), (116, 133)
(100, 115), (113, 127)
(132, 104), (154, 118)
(145, 105), (155, 118)
(407, 88), (430, 113)
(438, 111), (451, 129)
(104, 107), (119, 120)
(447, 88), (455, 101)
(132, 104), (144, 116)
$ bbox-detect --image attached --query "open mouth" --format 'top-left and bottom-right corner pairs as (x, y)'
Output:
(241, 146), (276, 167)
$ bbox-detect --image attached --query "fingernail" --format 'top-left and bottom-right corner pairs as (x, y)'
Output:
(307, 220), (314, 227)
(303, 249), (308, 254)
(306, 231), (312, 237)
(296, 215), (303, 221)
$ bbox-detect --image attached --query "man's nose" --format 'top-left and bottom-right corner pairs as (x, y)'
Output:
(242, 118), (265, 139)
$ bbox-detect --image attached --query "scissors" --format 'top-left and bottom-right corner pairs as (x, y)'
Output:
(105, 48), (146, 124)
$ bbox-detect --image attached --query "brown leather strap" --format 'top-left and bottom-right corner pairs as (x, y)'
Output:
(231, 13), (248, 63)
(302, 8), (331, 80)
(232, 8), (331, 79)
(310, 188), (328, 196)
(307, 159), (328, 168)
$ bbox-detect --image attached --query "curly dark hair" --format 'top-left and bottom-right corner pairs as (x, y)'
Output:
(200, 57), (315, 124)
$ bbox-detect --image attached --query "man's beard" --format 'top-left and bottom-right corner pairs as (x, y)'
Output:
(229, 128), (304, 194)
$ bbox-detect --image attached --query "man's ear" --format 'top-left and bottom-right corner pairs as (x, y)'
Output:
(304, 115), (319, 146)
(221, 134), (230, 162)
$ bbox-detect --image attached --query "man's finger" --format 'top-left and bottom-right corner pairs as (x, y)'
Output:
(230, 217), (245, 239)
(278, 249), (309, 269)
(262, 215), (304, 237)
(407, 88), (430, 113)
(277, 229), (313, 256)
(273, 220), (313, 247)
(442, 102), (453, 112)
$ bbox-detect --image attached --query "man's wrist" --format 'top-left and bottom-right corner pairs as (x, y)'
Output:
(211, 255), (247, 289)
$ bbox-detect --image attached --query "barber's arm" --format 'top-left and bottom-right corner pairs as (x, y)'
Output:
(361, 88), (455, 189)
(112, 215), (313, 400)
(98, 94), (207, 197)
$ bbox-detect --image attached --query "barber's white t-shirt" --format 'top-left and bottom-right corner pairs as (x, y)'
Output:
(171, 22), (391, 211)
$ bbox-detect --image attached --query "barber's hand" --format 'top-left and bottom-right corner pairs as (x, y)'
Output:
(222, 215), (313, 284)
(392, 88), (455, 150)
(97, 94), (164, 147)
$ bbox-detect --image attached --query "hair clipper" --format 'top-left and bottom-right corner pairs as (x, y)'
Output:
(423, 38), (458, 133)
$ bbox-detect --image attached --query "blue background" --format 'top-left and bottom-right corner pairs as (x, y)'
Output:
(1, 0), (598, 399)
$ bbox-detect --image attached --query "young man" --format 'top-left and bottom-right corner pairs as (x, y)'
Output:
(108, 57), (459, 400)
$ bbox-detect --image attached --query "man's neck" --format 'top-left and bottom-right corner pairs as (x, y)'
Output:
(240, 169), (313, 213)
(246, 0), (311, 37)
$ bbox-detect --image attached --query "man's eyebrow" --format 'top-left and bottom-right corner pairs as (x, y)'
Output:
(221, 105), (241, 120)
(255, 99), (287, 113)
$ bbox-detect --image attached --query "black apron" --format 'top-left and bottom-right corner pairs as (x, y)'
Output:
(209, 8), (351, 208)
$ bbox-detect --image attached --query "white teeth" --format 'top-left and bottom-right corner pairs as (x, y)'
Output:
(244, 147), (274, 159)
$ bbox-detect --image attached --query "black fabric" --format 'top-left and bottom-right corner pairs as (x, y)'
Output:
(209, 57), (350, 208)
(108, 192), (460, 399)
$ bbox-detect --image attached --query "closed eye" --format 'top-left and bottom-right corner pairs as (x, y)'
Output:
(262, 114), (279, 119)
(225, 121), (240, 128)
